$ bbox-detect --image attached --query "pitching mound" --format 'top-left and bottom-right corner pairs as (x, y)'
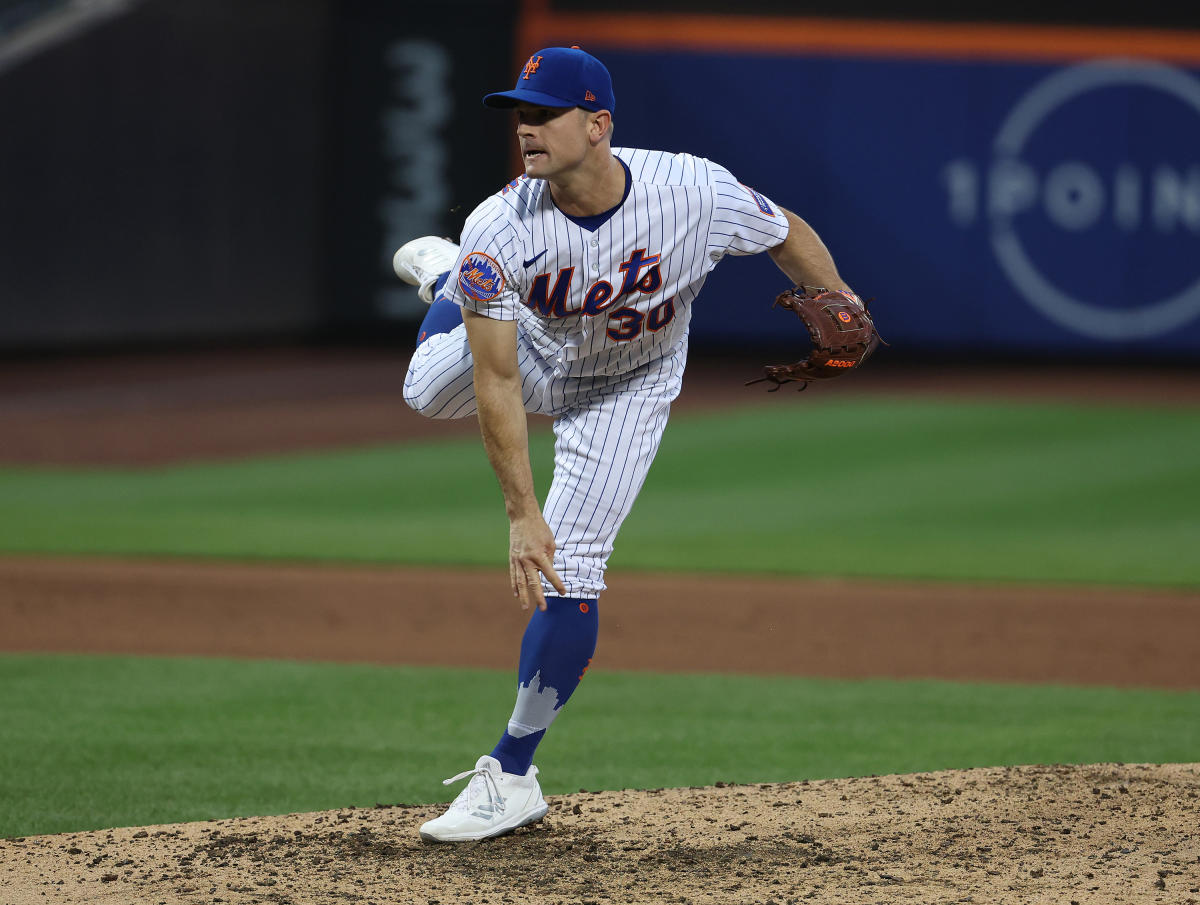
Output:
(4, 763), (1198, 904)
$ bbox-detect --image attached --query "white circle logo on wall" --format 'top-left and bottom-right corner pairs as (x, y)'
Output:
(990, 59), (1200, 340)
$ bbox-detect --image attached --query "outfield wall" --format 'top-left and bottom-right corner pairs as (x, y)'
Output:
(0, 0), (331, 347)
(2, 0), (1198, 359)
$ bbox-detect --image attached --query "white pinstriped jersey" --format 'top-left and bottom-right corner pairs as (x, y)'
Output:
(442, 147), (790, 378)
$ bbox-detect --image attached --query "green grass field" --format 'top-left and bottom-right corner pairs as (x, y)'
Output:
(3, 654), (1198, 839)
(1, 398), (1198, 585)
(2, 396), (1199, 838)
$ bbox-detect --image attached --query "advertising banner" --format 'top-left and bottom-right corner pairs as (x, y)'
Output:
(571, 45), (1200, 356)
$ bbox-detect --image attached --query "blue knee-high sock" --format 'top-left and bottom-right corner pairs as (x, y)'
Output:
(416, 272), (462, 345)
(491, 596), (599, 776)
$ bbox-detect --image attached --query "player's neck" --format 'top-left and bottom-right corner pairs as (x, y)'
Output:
(548, 153), (624, 218)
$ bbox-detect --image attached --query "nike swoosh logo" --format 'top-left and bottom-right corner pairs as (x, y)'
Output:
(522, 250), (548, 269)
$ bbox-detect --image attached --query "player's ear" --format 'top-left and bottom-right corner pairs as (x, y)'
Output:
(589, 110), (612, 145)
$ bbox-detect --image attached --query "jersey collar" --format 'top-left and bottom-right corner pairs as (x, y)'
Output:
(552, 156), (632, 232)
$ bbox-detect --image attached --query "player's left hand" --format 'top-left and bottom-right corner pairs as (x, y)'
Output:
(508, 514), (567, 611)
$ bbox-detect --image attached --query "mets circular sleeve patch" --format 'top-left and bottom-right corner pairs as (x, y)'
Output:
(458, 252), (506, 303)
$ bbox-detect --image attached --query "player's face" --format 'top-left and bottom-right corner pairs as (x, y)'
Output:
(514, 103), (590, 179)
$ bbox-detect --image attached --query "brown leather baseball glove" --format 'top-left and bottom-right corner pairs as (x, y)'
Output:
(747, 286), (882, 391)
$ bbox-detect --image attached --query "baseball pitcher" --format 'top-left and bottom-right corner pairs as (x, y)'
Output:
(395, 46), (879, 842)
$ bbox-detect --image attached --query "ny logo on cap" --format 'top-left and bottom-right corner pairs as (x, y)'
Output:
(522, 55), (543, 80)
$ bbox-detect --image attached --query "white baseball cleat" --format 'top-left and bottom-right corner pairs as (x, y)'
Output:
(393, 236), (460, 304)
(418, 755), (549, 843)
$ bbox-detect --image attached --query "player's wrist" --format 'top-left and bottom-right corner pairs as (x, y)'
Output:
(505, 499), (544, 522)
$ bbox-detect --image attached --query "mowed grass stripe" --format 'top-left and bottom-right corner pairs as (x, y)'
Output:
(2, 654), (1199, 838)
(0, 398), (1196, 584)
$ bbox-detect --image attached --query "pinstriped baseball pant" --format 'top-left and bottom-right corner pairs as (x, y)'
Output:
(404, 323), (686, 598)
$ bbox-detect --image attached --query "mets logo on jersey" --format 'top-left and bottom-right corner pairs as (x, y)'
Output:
(458, 252), (505, 302)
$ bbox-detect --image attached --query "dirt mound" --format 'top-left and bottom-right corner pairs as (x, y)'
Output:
(4, 763), (1197, 904)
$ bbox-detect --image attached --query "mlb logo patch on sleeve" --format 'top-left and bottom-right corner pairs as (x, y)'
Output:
(459, 252), (506, 302)
(740, 184), (775, 216)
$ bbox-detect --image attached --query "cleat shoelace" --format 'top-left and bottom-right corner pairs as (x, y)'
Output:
(442, 764), (505, 817)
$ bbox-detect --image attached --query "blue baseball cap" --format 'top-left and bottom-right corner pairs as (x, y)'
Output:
(483, 46), (615, 113)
